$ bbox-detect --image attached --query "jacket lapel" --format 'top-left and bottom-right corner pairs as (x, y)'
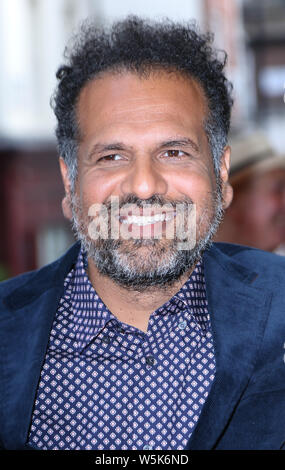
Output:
(0, 243), (80, 450)
(187, 245), (272, 449)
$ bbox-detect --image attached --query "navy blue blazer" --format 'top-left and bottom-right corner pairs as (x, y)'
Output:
(0, 242), (285, 450)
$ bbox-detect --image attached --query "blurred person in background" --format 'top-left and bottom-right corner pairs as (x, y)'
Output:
(216, 131), (285, 253)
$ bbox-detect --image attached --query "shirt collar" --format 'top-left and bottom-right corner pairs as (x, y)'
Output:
(155, 259), (210, 333)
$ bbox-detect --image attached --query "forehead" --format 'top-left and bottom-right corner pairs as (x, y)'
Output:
(76, 69), (209, 140)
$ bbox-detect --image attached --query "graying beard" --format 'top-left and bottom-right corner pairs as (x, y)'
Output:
(70, 188), (224, 292)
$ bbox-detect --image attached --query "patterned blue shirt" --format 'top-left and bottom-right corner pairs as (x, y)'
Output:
(28, 249), (216, 450)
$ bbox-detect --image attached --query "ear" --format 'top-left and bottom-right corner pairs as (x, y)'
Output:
(219, 145), (233, 209)
(59, 157), (73, 220)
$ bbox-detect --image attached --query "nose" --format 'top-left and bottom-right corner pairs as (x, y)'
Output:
(120, 156), (168, 200)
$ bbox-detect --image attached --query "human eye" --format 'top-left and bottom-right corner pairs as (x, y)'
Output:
(97, 153), (124, 163)
(162, 149), (189, 159)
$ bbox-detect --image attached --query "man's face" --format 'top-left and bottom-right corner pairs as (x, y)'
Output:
(60, 70), (231, 290)
(231, 169), (285, 251)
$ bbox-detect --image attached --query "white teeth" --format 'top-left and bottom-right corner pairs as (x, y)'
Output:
(120, 213), (175, 226)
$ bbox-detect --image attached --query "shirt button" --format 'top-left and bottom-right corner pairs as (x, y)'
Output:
(178, 320), (187, 330)
(102, 336), (111, 344)
(145, 356), (155, 366)
(143, 444), (152, 450)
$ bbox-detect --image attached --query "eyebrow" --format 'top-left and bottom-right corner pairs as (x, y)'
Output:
(87, 137), (199, 159)
(159, 138), (199, 153)
(87, 142), (129, 159)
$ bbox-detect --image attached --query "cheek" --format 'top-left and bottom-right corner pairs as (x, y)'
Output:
(170, 170), (216, 204)
(77, 173), (115, 208)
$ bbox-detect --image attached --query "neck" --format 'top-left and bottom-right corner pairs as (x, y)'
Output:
(87, 259), (194, 332)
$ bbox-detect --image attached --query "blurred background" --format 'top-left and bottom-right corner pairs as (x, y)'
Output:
(0, 0), (285, 280)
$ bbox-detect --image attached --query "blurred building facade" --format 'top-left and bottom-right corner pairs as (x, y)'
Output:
(242, 0), (285, 153)
(0, 0), (100, 278)
(0, 0), (284, 277)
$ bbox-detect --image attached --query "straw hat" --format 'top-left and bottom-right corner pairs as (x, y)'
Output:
(229, 131), (285, 184)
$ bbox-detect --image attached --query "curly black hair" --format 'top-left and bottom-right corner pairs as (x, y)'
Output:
(52, 16), (233, 187)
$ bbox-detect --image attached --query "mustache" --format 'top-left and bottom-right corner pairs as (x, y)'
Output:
(102, 194), (194, 211)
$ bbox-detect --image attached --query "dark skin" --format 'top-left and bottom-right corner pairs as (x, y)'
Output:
(60, 70), (232, 332)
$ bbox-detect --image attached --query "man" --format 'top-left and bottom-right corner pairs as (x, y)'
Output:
(216, 131), (285, 252)
(0, 17), (284, 451)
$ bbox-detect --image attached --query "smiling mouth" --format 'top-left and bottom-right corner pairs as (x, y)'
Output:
(117, 212), (176, 226)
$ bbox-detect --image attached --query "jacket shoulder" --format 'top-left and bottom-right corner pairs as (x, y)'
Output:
(0, 268), (41, 297)
(212, 242), (285, 274)
(0, 242), (81, 306)
(0, 258), (61, 303)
